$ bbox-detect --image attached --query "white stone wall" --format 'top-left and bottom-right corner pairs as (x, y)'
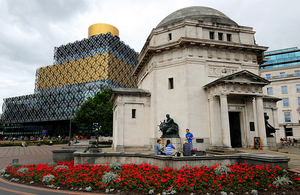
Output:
(112, 95), (151, 151)
(136, 22), (264, 149)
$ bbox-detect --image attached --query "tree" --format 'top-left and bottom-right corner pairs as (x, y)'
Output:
(72, 88), (113, 136)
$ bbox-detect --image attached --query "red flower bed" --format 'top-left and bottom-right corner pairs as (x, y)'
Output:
(2, 161), (300, 194)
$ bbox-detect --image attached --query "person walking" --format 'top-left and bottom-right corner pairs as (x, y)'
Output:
(183, 139), (191, 156)
(165, 139), (175, 155)
(186, 129), (194, 150)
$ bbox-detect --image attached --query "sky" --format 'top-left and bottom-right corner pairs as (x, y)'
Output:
(0, 0), (300, 113)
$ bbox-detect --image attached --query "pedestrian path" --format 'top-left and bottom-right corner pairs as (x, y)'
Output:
(0, 145), (63, 169)
(235, 147), (300, 173)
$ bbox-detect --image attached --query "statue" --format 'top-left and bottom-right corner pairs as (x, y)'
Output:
(158, 114), (179, 138)
(264, 113), (276, 137)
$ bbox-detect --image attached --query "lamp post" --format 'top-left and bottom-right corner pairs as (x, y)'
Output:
(69, 118), (72, 139)
(283, 123), (287, 141)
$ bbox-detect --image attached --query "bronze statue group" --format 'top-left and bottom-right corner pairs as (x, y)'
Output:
(154, 128), (194, 156)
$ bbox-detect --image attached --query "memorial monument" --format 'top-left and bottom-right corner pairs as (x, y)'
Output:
(110, 6), (281, 151)
(158, 114), (179, 138)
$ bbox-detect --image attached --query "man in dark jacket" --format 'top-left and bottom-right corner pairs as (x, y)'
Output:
(183, 139), (191, 156)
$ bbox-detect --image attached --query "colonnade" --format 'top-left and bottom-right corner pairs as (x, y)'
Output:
(209, 94), (268, 149)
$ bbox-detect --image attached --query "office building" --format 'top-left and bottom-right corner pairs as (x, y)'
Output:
(260, 47), (300, 140)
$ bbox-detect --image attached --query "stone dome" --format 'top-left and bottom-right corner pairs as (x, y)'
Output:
(157, 6), (237, 28)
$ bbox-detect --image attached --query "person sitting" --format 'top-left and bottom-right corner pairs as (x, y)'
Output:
(154, 139), (165, 155)
(165, 139), (175, 155)
(183, 139), (191, 156)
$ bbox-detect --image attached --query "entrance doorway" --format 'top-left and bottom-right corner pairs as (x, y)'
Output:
(229, 112), (242, 147)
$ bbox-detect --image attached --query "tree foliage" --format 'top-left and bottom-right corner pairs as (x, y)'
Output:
(72, 88), (113, 136)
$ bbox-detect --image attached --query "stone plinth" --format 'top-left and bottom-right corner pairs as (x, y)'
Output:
(52, 147), (87, 163)
(267, 137), (277, 150)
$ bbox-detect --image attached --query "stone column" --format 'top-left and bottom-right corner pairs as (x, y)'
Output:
(273, 108), (280, 143)
(209, 95), (222, 148)
(252, 97), (258, 137)
(256, 96), (268, 149)
(220, 94), (231, 148)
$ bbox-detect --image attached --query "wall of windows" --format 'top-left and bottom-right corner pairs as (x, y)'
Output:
(261, 47), (300, 69)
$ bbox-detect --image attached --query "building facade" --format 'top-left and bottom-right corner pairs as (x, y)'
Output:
(260, 47), (300, 141)
(1, 23), (138, 138)
(111, 6), (280, 151)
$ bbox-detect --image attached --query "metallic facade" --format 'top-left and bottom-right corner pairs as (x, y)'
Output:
(261, 47), (300, 69)
(88, 23), (119, 38)
(1, 30), (138, 136)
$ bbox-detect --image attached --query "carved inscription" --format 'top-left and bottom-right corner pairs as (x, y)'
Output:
(209, 66), (239, 77)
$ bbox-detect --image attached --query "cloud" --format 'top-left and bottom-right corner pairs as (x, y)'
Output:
(1, 0), (300, 114)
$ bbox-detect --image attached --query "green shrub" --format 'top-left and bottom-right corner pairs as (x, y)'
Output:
(48, 162), (57, 167)
(102, 171), (119, 185)
(12, 163), (22, 168)
(0, 142), (22, 147)
(54, 165), (69, 171)
(1, 167), (7, 174)
(272, 175), (292, 187)
(214, 165), (232, 176)
(42, 174), (55, 183)
(17, 167), (29, 173)
(109, 163), (122, 171)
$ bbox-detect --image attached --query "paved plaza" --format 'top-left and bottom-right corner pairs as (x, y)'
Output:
(1, 142), (300, 194)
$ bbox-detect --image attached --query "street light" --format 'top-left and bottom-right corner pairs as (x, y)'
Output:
(283, 123), (287, 141)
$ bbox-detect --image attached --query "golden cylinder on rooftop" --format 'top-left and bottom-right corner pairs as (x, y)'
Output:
(88, 23), (119, 38)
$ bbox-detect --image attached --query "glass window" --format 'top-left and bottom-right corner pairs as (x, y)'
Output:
(282, 53), (289, 59)
(218, 33), (223, 40)
(281, 86), (288, 94)
(266, 74), (271, 79)
(226, 34), (231, 42)
(267, 87), (273, 95)
(168, 78), (174, 89)
(132, 109), (136, 118)
(282, 98), (289, 106)
(297, 85), (300, 93)
(295, 70), (300, 76)
(284, 112), (291, 122)
(289, 53), (295, 58)
(277, 54), (283, 59)
(209, 32), (214, 40)
(168, 33), (172, 41)
(298, 97), (300, 105)
(280, 72), (285, 78)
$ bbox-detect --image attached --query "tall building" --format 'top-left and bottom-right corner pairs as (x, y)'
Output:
(260, 47), (300, 140)
(110, 6), (280, 151)
(1, 23), (138, 138)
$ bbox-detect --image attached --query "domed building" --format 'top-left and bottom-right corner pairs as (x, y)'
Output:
(110, 6), (280, 151)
